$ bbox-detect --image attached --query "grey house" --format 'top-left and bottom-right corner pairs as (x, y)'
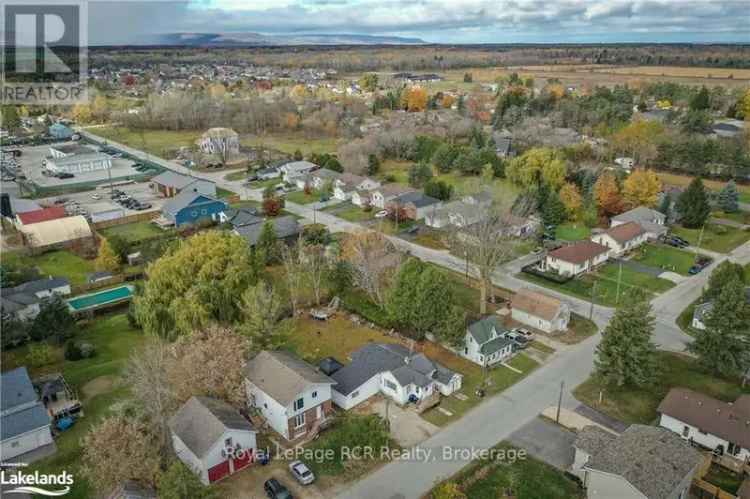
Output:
(1, 367), (55, 461)
(233, 215), (300, 247)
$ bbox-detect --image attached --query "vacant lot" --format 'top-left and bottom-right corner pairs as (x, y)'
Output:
(94, 126), (200, 158)
(100, 220), (166, 243)
(4, 250), (96, 287)
(574, 351), (750, 425)
(632, 243), (700, 275)
(285, 188), (326, 205)
(672, 224), (750, 254)
(555, 223), (591, 241)
(240, 133), (338, 156)
(657, 171), (750, 203)
(552, 313), (599, 345)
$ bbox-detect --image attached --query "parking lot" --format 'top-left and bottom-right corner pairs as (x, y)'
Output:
(38, 181), (165, 220)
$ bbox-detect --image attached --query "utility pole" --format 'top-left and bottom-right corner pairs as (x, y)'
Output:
(589, 280), (597, 321)
(555, 380), (564, 424)
(695, 223), (705, 259)
(615, 261), (623, 305)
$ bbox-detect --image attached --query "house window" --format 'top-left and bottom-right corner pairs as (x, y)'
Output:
(294, 398), (304, 411)
(312, 391), (318, 399)
(10, 441), (19, 448)
(350, 391), (359, 399)
(682, 426), (689, 437)
(263, 403), (268, 409)
(225, 437), (233, 448)
(191, 210), (198, 217)
(385, 380), (398, 391)
(294, 413), (306, 428)
(728, 442), (741, 456)
(201, 209), (207, 215)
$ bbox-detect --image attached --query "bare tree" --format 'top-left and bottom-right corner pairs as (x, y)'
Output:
(303, 243), (328, 306)
(280, 237), (307, 314)
(340, 231), (402, 307)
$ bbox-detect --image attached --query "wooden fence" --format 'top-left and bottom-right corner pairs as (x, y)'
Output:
(92, 210), (159, 230)
(692, 479), (738, 499)
(70, 274), (126, 295)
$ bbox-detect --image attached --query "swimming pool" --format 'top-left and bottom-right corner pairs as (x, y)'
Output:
(67, 285), (134, 312)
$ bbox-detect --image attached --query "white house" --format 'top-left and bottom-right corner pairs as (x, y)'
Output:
(463, 317), (514, 367)
(658, 387), (750, 464)
(169, 396), (257, 484)
(1, 367), (55, 461)
(369, 184), (414, 209)
(572, 425), (701, 499)
(511, 288), (570, 333)
(302, 168), (341, 190)
(330, 343), (462, 410)
(610, 206), (668, 240)
(244, 351), (336, 442)
(590, 221), (648, 257)
(333, 174), (381, 202)
(544, 241), (609, 276)
(1, 277), (71, 321)
(280, 161), (317, 184)
(46, 144), (111, 174)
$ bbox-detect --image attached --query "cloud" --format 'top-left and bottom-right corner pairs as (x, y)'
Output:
(86, 0), (750, 44)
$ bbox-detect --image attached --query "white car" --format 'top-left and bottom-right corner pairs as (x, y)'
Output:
(374, 210), (388, 218)
(514, 328), (535, 340)
(289, 460), (315, 485)
(90, 193), (101, 200)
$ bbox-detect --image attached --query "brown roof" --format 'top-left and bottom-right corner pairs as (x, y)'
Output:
(17, 206), (66, 225)
(601, 221), (646, 244)
(548, 241), (609, 264)
(657, 388), (750, 450)
(512, 288), (563, 321)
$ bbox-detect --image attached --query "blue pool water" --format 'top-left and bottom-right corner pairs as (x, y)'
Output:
(67, 285), (134, 311)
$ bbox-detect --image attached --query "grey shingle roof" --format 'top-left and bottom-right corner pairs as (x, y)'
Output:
(467, 316), (505, 344)
(585, 425), (703, 499)
(223, 208), (262, 228)
(168, 396), (254, 459)
(479, 336), (513, 355)
(152, 171), (198, 190)
(393, 191), (440, 208)
(1, 367), (38, 412)
(1, 403), (51, 440)
(244, 351), (336, 406)
(234, 216), (300, 246)
(391, 365), (432, 388)
(574, 425), (616, 456)
(4, 277), (69, 297)
(1, 367), (51, 440)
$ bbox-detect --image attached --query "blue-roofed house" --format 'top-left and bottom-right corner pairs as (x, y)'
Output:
(463, 316), (514, 367)
(330, 343), (462, 410)
(1, 367), (55, 461)
(48, 123), (74, 140)
(159, 190), (227, 227)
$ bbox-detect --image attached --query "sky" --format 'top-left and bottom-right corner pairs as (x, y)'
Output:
(87, 0), (750, 45)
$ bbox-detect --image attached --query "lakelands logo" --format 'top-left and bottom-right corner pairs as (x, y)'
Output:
(2, 0), (88, 104)
(1, 470), (74, 496)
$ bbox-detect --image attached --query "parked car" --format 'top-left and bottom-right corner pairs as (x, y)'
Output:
(90, 193), (101, 200)
(505, 331), (530, 349)
(264, 478), (293, 499)
(57, 172), (74, 179)
(289, 460), (315, 485)
(514, 328), (535, 341)
(374, 210), (388, 218)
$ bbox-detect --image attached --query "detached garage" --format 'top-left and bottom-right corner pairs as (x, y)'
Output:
(169, 396), (257, 485)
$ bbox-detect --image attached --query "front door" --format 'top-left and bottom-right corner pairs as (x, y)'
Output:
(316, 405), (322, 420)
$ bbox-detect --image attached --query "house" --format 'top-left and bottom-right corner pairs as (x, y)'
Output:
(46, 144), (111, 174)
(280, 161), (317, 184)
(614, 157), (635, 171)
(370, 184), (415, 209)
(160, 191), (227, 227)
(302, 168), (341, 190)
(233, 216), (300, 247)
(544, 241), (609, 276)
(1, 277), (71, 321)
(197, 128), (240, 157)
(658, 387), (750, 463)
(219, 207), (262, 229)
(511, 288), (570, 333)
(495, 136), (514, 158)
(387, 191), (442, 220)
(504, 214), (540, 238)
(14, 205), (66, 229)
(611, 206), (668, 240)
(150, 171), (217, 198)
(169, 396), (257, 484)
(691, 287), (750, 330)
(463, 316), (514, 367)
(330, 343), (462, 410)
(1, 367), (55, 461)
(572, 425), (702, 499)
(333, 173), (381, 202)
(48, 123), (74, 140)
(425, 200), (483, 229)
(591, 222), (648, 257)
(256, 166), (281, 180)
(244, 350), (336, 441)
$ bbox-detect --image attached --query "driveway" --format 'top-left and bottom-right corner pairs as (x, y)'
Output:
(218, 460), (329, 499)
(507, 417), (576, 470)
(354, 396), (440, 448)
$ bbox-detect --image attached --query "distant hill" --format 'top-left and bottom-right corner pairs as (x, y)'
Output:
(148, 32), (426, 46)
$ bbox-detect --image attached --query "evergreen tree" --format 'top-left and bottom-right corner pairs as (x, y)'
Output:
(689, 276), (750, 377)
(367, 154), (381, 176)
(408, 162), (433, 188)
(657, 192), (671, 217)
(293, 149), (303, 161)
(30, 295), (76, 344)
(424, 180), (453, 201)
(542, 192), (567, 227)
(256, 220), (278, 264)
(703, 261), (746, 302)
(689, 86), (710, 111)
(717, 180), (739, 213)
(594, 292), (659, 387)
(676, 178), (710, 228)
(432, 143), (457, 173)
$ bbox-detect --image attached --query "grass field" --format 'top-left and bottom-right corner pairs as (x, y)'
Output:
(411, 229), (448, 250)
(284, 188), (326, 205)
(240, 133), (338, 156)
(555, 223), (591, 241)
(223, 169), (248, 182)
(657, 171), (750, 203)
(246, 177), (283, 190)
(100, 220), (166, 243)
(632, 243), (700, 275)
(672, 224), (750, 254)
(377, 159), (410, 185)
(574, 351), (750, 425)
(326, 203), (376, 223)
(4, 250), (96, 287)
(94, 126), (200, 158)
(553, 313), (599, 344)
(429, 442), (583, 499)
(1, 313), (148, 499)
(711, 210), (750, 225)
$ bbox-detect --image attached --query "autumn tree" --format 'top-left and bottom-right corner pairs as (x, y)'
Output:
(302, 242), (328, 306)
(432, 482), (467, 499)
(559, 182), (582, 219)
(238, 282), (289, 351)
(622, 169), (661, 208)
(358, 73), (378, 92)
(506, 148), (566, 190)
(134, 231), (257, 339)
(611, 120), (664, 165)
(405, 86), (428, 112)
(280, 238), (307, 315)
(594, 170), (623, 216)
(95, 237), (121, 272)
(340, 231), (401, 307)
(159, 461), (216, 499)
(81, 416), (161, 493)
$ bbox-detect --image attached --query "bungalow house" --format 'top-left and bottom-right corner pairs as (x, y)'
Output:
(425, 200), (483, 229)
(301, 168), (341, 191)
(14, 205), (66, 230)
(692, 287), (750, 330)
(280, 161), (317, 184)
(256, 166), (281, 180)
(387, 191), (442, 221)
(1, 367), (55, 461)
(463, 316), (514, 367)
(233, 216), (300, 247)
(330, 343), (462, 410)
(219, 207), (262, 229)
(462, 190), (494, 207)
(657, 387), (750, 463)
(151, 171), (217, 198)
(169, 396), (257, 484)
(244, 351), (336, 441)
(572, 425), (702, 499)
(511, 288), (570, 333)
(370, 184), (415, 209)
(160, 191), (227, 227)
(610, 206), (667, 240)
(544, 241), (609, 277)
(333, 174), (381, 202)
(1, 277), (71, 322)
(590, 221), (648, 257)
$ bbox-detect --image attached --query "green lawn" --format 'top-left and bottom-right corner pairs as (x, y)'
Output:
(216, 186), (236, 198)
(412, 229), (448, 250)
(555, 223), (591, 241)
(224, 169), (248, 182)
(704, 464), (744, 495)
(429, 443), (583, 499)
(326, 203), (375, 223)
(4, 250), (96, 287)
(554, 313), (599, 344)
(240, 133), (338, 156)
(1, 313), (148, 499)
(376, 159), (410, 185)
(246, 177), (283, 190)
(100, 220), (166, 243)
(597, 262), (675, 294)
(672, 224), (750, 254)
(285, 188), (326, 205)
(711, 210), (750, 225)
(94, 126), (200, 158)
(632, 243), (700, 275)
(574, 351), (750, 425)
